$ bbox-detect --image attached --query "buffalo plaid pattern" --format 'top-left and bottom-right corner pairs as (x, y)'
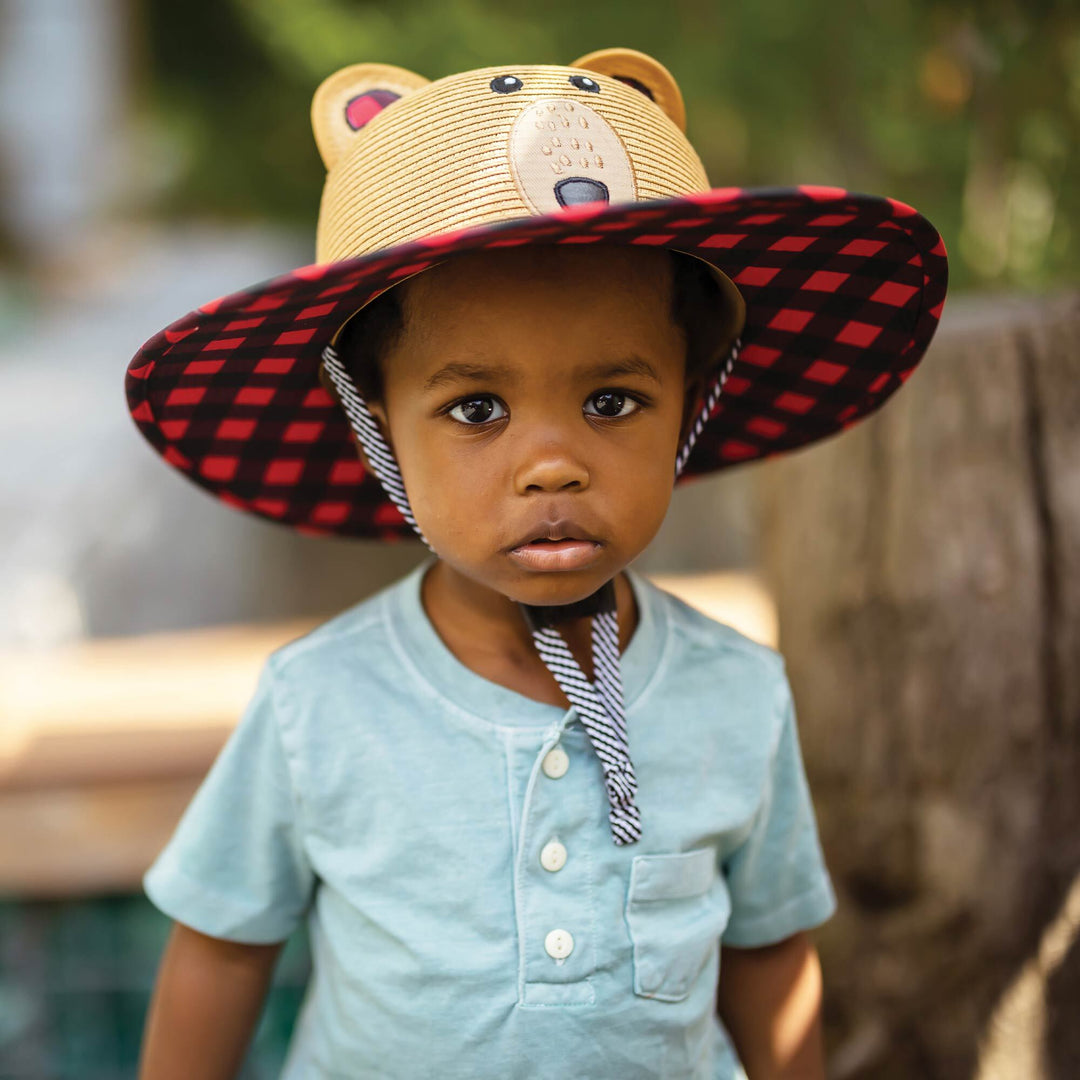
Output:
(126, 186), (948, 540)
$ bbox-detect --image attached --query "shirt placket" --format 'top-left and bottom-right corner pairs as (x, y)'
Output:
(509, 715), (598, 1008)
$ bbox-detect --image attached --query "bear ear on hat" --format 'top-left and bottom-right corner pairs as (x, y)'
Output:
(311, 63), (430, 170)
(570, 48), (687, 132)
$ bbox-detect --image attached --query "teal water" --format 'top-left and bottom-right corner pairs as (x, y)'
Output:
(0, 895), (309, 1079)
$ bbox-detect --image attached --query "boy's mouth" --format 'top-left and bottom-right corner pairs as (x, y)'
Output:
(506, 518), (603, 572)
(507, 517), (602, 550)
(518, 537), (592, 548)
(508, 538), (602, 572)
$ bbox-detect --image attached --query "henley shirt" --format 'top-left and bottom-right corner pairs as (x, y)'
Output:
(144, 557), (837, 1078)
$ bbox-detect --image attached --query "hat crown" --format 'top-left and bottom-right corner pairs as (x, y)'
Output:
(312, 56), (710, 264)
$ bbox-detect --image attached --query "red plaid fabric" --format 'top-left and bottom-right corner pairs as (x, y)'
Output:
(126, 186), (948, 540)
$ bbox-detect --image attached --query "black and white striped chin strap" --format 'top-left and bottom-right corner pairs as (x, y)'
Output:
(321, 334), (740, 846)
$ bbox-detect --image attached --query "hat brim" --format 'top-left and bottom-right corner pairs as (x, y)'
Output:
(126, 185), (947, 540)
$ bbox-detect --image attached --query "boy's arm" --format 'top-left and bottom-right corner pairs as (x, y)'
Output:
(139, 921), (284, 1080)
(717, 931), (826, 1080)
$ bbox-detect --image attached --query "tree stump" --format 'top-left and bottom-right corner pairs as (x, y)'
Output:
(757, 292), (1080, 1080)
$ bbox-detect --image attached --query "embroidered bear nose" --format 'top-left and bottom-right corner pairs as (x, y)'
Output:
(554, 177), (610, 208)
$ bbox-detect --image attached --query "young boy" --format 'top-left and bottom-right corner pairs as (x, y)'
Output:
(129, 49), (947, 1079)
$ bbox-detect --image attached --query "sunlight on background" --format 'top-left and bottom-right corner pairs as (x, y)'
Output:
(976, 872), (1080, 1080)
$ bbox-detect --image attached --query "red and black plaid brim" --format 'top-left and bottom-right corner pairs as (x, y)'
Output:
(126, 185), (947, 541)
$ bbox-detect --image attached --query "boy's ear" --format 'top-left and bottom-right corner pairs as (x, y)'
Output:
(311, 63), (430, 171)
(569, 48), (686, 132)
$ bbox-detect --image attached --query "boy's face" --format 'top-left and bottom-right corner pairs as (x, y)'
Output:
(363, 245), (701, 609)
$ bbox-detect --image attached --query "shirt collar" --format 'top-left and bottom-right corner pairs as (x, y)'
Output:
(387, 556), (667, 728)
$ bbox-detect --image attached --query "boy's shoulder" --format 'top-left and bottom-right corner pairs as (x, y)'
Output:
(265, 569), (408, 675)
(635, 572), (787, 682)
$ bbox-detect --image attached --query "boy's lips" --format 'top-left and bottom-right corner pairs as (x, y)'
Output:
(505, 517), (602, 550)
(507, 539), (602, 572)
(505, 517), (604, 572)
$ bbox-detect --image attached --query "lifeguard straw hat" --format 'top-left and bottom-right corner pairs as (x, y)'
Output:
(127, 47), (947, 542)
(125, 48), (948, 846)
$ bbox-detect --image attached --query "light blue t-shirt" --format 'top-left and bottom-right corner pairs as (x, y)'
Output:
(144, 558), (836, 1079)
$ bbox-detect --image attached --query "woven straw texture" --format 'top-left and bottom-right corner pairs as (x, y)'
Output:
(316, 65), (708, 262)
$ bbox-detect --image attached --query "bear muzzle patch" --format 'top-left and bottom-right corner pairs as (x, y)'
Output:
(510, 98), (636, 215)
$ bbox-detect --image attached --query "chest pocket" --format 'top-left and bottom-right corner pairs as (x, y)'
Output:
(625, 847), (731, 1002)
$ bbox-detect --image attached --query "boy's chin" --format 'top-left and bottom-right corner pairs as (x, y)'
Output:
(431, 550), (630, 609)
(498, 566), (623, 609)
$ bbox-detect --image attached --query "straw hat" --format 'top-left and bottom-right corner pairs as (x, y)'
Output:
(126, 47), (948, 540)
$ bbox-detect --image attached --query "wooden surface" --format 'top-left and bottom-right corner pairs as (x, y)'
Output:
(0, 620), (316, 896)
(757, 292), (1080, 1080)
(0, 571), (774, 897)
(0, 619), (317, 791)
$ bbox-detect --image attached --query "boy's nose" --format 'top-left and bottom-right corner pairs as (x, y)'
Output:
(514, 450), (590, 494)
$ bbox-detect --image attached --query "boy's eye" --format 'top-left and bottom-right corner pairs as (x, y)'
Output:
(448, 396), (506, 424)
(585, 391), (639, 418)
(446, 391), (641, 426)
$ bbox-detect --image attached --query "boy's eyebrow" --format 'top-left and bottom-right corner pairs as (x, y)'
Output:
(423, 356), (662, 393)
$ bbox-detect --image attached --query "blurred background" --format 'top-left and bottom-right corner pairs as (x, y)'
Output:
(1, 0), (1077, 1077)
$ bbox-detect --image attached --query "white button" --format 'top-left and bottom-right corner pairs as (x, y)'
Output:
(542, 745), (569, 779)
(544, 928), (574, 959)
(540, 841), (567, 872)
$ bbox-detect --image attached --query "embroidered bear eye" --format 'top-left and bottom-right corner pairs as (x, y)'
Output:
(568, 74), (600, 93)
(490, 74), (524, 94)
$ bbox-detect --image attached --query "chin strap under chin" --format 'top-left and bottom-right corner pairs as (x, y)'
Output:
(520, 580), (640, 845)
(321, 336), (740, 845)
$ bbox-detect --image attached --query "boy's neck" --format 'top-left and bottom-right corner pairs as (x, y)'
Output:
(419, 559), (639, 696)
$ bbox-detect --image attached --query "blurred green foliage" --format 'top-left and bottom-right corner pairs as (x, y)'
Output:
(138, 0), (1079, 291)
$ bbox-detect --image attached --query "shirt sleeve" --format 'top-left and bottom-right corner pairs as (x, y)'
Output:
(143, 658), (316, 943)
(720, 669), (837, 947)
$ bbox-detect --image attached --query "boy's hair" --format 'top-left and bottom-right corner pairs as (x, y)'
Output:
(334, 251), (732, 404)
